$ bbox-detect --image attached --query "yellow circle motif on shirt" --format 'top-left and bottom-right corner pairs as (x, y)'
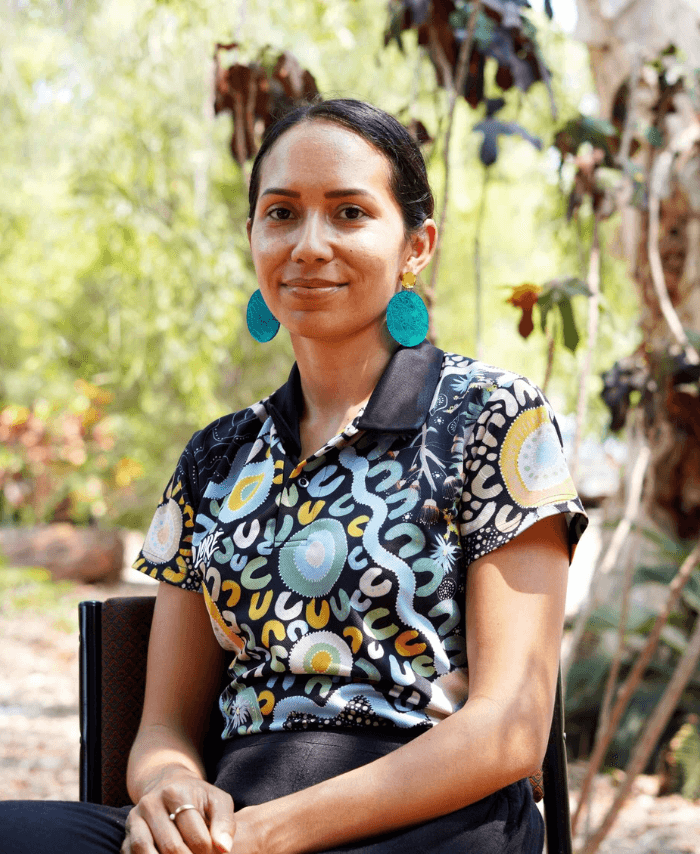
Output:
(289, 630), (354, 677)
(500, 406), (576, 508)
(141, 498), (182, 564)
(218, 459), (274, 524)
(228, 473), (265, 511)
(311, 650), (333, 672)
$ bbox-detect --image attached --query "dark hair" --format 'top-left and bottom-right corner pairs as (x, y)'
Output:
(247, 99), (434, 233)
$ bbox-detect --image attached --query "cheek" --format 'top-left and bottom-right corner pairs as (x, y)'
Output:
(251, 232), (283, 269)
(350, 235), (399, 270)
(353, 225), (409, 266)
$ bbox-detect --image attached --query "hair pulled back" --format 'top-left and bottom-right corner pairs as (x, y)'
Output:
(248, 99), (434, 233)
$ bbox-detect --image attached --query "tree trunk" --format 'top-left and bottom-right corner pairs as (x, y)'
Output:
(570, 2), (700, 847)
(576, 0), (700, 542)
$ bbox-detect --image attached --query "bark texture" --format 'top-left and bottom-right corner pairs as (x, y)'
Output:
(576, 0), (700, 541)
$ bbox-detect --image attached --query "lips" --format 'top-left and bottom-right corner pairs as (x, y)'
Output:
(283, 278), (346, 288)
(282, 279), (347, 297)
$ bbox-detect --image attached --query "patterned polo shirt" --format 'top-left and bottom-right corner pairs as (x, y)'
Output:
(134, 342), (587, 738)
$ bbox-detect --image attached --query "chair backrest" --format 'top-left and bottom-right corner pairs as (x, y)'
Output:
(543, 668), (573, 854)
(80, 597), (159, 806)
(79, 597), (572, 852)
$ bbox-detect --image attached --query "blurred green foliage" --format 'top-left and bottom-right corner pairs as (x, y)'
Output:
(566, 532), (700, 769)
(0, 563), (78, 632)
(0, 0), (641, 528)
(673, 719), (700, 800)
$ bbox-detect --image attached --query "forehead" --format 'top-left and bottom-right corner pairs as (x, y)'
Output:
(258, 120), (393, 193)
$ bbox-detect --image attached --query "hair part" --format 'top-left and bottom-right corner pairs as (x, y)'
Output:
(247, 99), (434, 234)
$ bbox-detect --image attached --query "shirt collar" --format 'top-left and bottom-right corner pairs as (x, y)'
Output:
(265, 341), (445, 460)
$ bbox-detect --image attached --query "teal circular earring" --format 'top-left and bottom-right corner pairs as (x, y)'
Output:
(386, 271), (429, 347)
(246, 289), (280, 342)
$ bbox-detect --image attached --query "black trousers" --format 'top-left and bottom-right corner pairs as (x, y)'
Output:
(1, 729), (544, 853)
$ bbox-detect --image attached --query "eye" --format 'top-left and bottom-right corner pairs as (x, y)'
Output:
(267, 206), (294, 221)
(338, 205), (366, 221)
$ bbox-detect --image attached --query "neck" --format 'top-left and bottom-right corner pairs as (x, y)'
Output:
(290, 324), (397, 432)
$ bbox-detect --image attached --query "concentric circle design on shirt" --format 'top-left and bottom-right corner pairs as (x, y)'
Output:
(278, 518), (348, 597)
(289, 630), (354, 677)
(500, 406), (576, 507)
(218, 458), (275, 524)
(141, 498), (182, 563)
(135, 351), (589, 739)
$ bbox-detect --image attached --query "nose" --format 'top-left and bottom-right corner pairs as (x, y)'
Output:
(290, 213), (334, 264)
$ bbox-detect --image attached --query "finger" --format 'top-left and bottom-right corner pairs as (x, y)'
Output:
(138, 799), (208, 854)
(204, 789), (236, 854)
(171, 806), (217, 854)
(122, 810), (158, 854)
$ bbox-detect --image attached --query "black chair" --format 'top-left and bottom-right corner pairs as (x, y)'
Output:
(79, 597), (573, 853)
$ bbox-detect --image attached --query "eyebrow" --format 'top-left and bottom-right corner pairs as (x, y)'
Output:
(325, 189), (373, 199)
(260, 188), (374, 199)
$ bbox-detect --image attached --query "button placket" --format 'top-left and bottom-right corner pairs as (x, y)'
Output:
(273, 423), (361, 546)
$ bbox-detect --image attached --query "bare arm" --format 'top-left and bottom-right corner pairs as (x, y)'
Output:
(123, 582), (235, 854)
(233, 514), (569, 854)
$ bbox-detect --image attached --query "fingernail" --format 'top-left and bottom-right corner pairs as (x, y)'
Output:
(215, 833), (233, 853)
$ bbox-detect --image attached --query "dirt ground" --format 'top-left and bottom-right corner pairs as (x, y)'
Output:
(1, 575), (699, 852)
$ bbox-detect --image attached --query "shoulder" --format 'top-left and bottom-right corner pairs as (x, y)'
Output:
(433, 353), (549, 420)
(176, 400), (271, 491)
(188, 400), (269, 454)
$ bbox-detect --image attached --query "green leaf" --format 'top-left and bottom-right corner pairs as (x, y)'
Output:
(685, 327), (700, 350)
(681, 574), (700, 613)
(558, 297), (579, 352)
(645, 126), (665, 148)
(636, 527), (691, 561)
(537, 277), (589, 336)
(579, 115), (618, 139)
(674, 722), (700, 800)
(633, 564), (679, 585)
(661, 624), (690, 655)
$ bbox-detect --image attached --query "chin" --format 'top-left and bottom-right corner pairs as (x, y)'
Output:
(292, 320), (385, 346)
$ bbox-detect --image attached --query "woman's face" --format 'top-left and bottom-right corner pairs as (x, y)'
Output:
(248, 120), (431, 345)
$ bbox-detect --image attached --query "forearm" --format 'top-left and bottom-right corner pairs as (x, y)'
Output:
(126, 722), (208, 803)
(244, 695), (543, 854)
(125, 584), (226, 804)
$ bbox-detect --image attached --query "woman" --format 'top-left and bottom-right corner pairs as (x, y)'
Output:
(3, 99), (587, 854)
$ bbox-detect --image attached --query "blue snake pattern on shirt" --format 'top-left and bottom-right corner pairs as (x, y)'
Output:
(134, 352), (587, 738)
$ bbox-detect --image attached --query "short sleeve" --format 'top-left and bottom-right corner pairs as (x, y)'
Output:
(132, 436), (203, 591)
(460, 376), (588, 565)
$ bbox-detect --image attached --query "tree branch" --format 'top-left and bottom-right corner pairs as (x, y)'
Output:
(571, 537), (700, 834)
(570, 215), (600, 484)
(616, 52), (642, 167)
(648, 153), (700, 365)
(425, 0), (482, 343)
(542, 317), (556, 395)
(581, 604), (700, 854)
(563, 433), (649, 691)
(473, 166), (490, 361)
(569, 438), (650, 832)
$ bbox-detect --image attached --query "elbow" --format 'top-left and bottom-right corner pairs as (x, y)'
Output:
(500, 712), (551, 782)
(459, 694), (551, 786)
(519, 751), (547, 781)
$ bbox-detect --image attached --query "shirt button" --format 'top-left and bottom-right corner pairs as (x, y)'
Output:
(298, 476), (309, 487)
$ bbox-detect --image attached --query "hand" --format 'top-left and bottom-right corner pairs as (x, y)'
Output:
(227, 807), (266, 854)
(122, 771), (235, 854)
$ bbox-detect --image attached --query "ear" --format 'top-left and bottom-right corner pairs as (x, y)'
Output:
(246, 218), (253, 246)
(407, 219), (438, 275)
